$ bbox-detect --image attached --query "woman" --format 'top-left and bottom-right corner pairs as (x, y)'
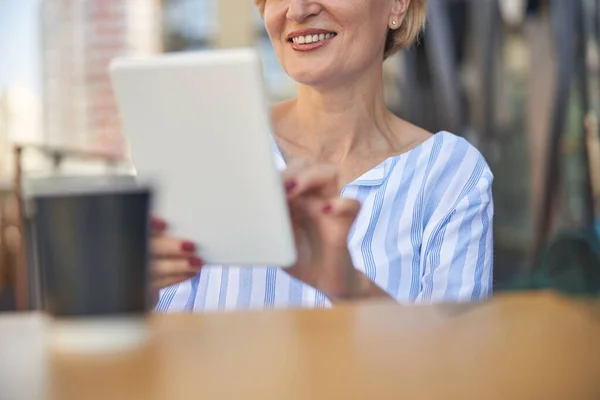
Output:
(152, 0), (493, 311)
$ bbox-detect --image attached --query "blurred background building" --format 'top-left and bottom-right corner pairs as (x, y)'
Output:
(13, 0), (292, 169)
(1, 0), (600, 290)
(40, 0), (162, 157)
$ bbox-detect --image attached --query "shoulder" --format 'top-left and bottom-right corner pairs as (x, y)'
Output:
(441, 130), (491, 172)
(395, 131), (493, 180)
(386, 131), (493, 226)
(398, 130), (493, 187)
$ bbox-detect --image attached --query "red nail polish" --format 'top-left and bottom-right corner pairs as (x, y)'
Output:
(285, 180), (297, 192)
(189, 257), (203, 267)
(322, 203), (333, 214)
(152, 219), (167, 230)
(181, 241), (196, 252)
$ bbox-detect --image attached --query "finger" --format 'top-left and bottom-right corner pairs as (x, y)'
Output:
(319, 198), (361, 247)
(151, 216), (168, 234)
(153, 273), (198, 291)
(295, 196), (360, 223)
(284, 158), (311, 174)
(324, 198), (361, 219)
(152, 236), (197, 257)
(152, 257), (203, 278)
(287, 195), (316, 226)
(285, 164), (338, 199)
(322, 198), (361, 230)
(282, 158), (310, 191)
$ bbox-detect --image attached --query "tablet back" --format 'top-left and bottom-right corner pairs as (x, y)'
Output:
(110, 48), (296, 267)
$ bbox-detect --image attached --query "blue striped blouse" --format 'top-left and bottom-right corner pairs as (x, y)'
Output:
(157, 131), (494, 312)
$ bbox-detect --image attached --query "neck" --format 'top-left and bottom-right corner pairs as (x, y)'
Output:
(287, 65), (393, 164)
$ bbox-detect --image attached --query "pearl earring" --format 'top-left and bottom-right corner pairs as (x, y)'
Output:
(392, 20), (396, 25)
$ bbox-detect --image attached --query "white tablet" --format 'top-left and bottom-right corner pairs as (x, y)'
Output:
(109, 48), (296, 267)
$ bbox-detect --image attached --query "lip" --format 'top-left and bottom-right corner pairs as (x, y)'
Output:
(286, 29), (337, 52)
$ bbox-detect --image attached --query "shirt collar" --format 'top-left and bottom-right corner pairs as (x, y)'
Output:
(346, 161), (389, 187)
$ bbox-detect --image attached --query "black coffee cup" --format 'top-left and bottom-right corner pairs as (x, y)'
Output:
(28, 179), (152, 317)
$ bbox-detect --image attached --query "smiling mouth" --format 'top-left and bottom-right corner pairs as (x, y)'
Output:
(288, 32), (337, 45)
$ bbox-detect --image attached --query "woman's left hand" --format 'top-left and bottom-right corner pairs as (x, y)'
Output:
(282, 162), (389, 302)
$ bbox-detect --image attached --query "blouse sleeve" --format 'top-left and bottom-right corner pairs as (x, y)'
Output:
(416, 166), (494, 303)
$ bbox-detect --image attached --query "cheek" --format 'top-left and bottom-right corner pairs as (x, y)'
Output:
(263, 7), (284, 44)
(264, 7), (291, 68)
(363, 16), (390, 52)
(344, 23), (386, 62)
(336, 3), (389, 54)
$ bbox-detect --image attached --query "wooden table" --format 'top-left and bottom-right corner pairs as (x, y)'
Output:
(2, 291), (600, 399)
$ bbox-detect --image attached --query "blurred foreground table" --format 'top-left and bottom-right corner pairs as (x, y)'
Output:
(1, 291), (600, 400)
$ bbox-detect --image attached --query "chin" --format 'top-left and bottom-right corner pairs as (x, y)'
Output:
(285, 65), (340, 89)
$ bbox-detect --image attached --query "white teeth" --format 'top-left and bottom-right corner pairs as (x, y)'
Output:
(292, 33), (335, 45)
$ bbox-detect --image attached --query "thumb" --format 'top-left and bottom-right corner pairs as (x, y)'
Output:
(323, 198), (361, 233)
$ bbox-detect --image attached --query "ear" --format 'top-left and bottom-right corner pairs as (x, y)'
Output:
(389, 0), (410, 30)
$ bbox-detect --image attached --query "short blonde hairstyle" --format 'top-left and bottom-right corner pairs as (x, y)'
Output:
(254, 0), (427, 59)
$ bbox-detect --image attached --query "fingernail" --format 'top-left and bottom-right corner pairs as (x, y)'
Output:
(181, 241), (196, 252)
(152, 219), (168, 230)
(285, 180), (297, 193)
(189, 257), (203, 267)
(322, 203), (333, 214)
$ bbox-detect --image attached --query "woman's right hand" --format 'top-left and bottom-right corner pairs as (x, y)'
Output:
(150, 217), (204, 291)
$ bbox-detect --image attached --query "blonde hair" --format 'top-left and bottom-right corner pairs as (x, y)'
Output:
(254, 0), (427, 59)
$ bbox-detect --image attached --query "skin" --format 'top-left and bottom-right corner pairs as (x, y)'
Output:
(151, 0), (431, 302)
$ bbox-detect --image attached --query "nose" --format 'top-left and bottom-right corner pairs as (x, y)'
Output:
(286, 0), (322, 23)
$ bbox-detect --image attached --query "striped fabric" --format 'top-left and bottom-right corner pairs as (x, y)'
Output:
(156, 131), (494, 312)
